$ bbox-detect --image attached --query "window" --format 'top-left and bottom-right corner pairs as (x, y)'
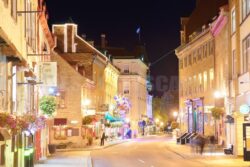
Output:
(25, 0), (36, 51)
(3, 0), (8, 7)
(11, 0), (17, 21)
(209, 40), (214, 56)
(184, 57), (187, 67)
(58, 90), (66, 108)
(54, 126), (67, 140)
(123, 82), (129, 94)
(232, 9), (236, 33)
(198, 48), (202, 60)
(242, 0), (250, 20)
(203, 71), (207, 91)
(242, 35), (250, 73)
(188, 54), (192, 65)
(193, 75), (197, 94)
(67, 128), (79, 137)
(203, 44), (207, 58)
(232, 50), (236, 77)
(123, 65), (129, 74)
(193, 51), (197, 63)
(179, 59), (183, 69)
(0, 56), (6, 112)
(199, 73), (203, 93)
(188, 77), (192, 95)
(209, 69), (214, 89)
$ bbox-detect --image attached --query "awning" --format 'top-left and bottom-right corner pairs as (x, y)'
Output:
(54, 118), (67, 126)
(0, 129), (11, 141)
(225, 115), (234, 124)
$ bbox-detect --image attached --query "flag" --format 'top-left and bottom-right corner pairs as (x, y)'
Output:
(136, 27), (141, 34)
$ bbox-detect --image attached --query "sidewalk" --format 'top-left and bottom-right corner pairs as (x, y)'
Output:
(35, 151), (92, 167)
(165, 138), (250, 167)
(57, 138), (129, 152)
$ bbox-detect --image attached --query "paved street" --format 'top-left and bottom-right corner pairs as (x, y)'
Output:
(91, 135), (250, 167)
(35, 135), (250, 167)
(92, 136), (205, 167)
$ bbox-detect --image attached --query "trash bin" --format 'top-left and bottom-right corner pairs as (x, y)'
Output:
(48, 144), (56, 154)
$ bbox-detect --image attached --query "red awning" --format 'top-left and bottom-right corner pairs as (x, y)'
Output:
(54, 118), (67, 126)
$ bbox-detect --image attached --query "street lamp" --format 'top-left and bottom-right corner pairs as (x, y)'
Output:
(214, 91), (226, 99)
(173, 111), (178, 118)
(82, 99), (91, 115)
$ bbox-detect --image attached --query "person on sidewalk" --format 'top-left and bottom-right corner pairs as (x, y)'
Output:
(100, 131), (106, 146)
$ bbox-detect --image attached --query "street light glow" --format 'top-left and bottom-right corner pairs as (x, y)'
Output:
(173, 111), (178, 117)
(82, 99), (91, 106)
(155, 118), (159, 123)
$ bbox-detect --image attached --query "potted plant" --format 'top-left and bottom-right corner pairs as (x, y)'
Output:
(39, 96), (57, 117)
(40, 96), (57, 153)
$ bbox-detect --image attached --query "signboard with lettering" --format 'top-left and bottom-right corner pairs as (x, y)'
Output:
(37, 62), (57, 86)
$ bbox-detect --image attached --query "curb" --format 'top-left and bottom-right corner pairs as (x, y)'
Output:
(56, 139), (129, 152)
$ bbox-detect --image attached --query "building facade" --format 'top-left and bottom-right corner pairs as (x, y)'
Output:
(176, 2), (230, 143)
(229, 0), (250, 158)
(0, 0), (55, 166)
(113, 59), (148, 133)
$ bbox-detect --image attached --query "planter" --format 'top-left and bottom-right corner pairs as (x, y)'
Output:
(48, 144), (56, 154)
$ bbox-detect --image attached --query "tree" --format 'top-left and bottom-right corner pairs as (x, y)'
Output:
(153, 97), (168, 123)
(39, 96), (57, 117)
(210, 107), (224, 139)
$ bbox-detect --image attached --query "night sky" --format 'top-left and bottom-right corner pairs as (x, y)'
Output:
(46, 0), (196, 96)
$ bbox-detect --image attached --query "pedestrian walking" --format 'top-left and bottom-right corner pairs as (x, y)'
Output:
(100, 131), (105, 146)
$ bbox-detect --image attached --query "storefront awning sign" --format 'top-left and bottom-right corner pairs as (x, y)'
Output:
(240, 104), (250, 115)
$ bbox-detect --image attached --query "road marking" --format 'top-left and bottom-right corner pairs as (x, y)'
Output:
(138, 159), (145, 163)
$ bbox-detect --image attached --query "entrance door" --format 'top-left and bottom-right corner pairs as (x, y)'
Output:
(243, 123), (250, 161)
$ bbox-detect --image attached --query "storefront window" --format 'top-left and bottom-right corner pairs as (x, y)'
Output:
(0, 56), (6, 111)
(54, 126), (67, 140)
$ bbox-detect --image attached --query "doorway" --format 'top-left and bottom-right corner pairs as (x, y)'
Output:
(243, 123), (250, 161)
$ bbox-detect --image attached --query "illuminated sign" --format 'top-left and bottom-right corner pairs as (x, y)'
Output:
(240, 104), (250, 115)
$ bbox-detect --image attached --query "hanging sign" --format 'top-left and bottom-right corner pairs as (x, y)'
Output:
(37, 62), (57, 86)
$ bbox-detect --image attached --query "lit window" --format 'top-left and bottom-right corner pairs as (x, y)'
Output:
(242, 0), (250, 20)
(203, 71), (207, 91)
(193, 75), (197, 93)
(242, 35), (250, 74)
(199, 73), (203, 92)
(232, 50), (236, 78)
(231, 9), (236, 33)
(209, 69), (214, 89)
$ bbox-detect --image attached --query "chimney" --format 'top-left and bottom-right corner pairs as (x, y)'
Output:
(65, 24), (77, 52)
(101, 34), (106, 49)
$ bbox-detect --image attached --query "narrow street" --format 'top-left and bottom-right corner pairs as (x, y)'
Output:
(91, 136), (205, 167)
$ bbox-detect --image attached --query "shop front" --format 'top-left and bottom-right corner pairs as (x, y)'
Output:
(236, 93), (250, 160)
(185, 98), (204, 135)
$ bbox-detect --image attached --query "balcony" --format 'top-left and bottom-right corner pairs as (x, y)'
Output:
(238, 72), (250, 94)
